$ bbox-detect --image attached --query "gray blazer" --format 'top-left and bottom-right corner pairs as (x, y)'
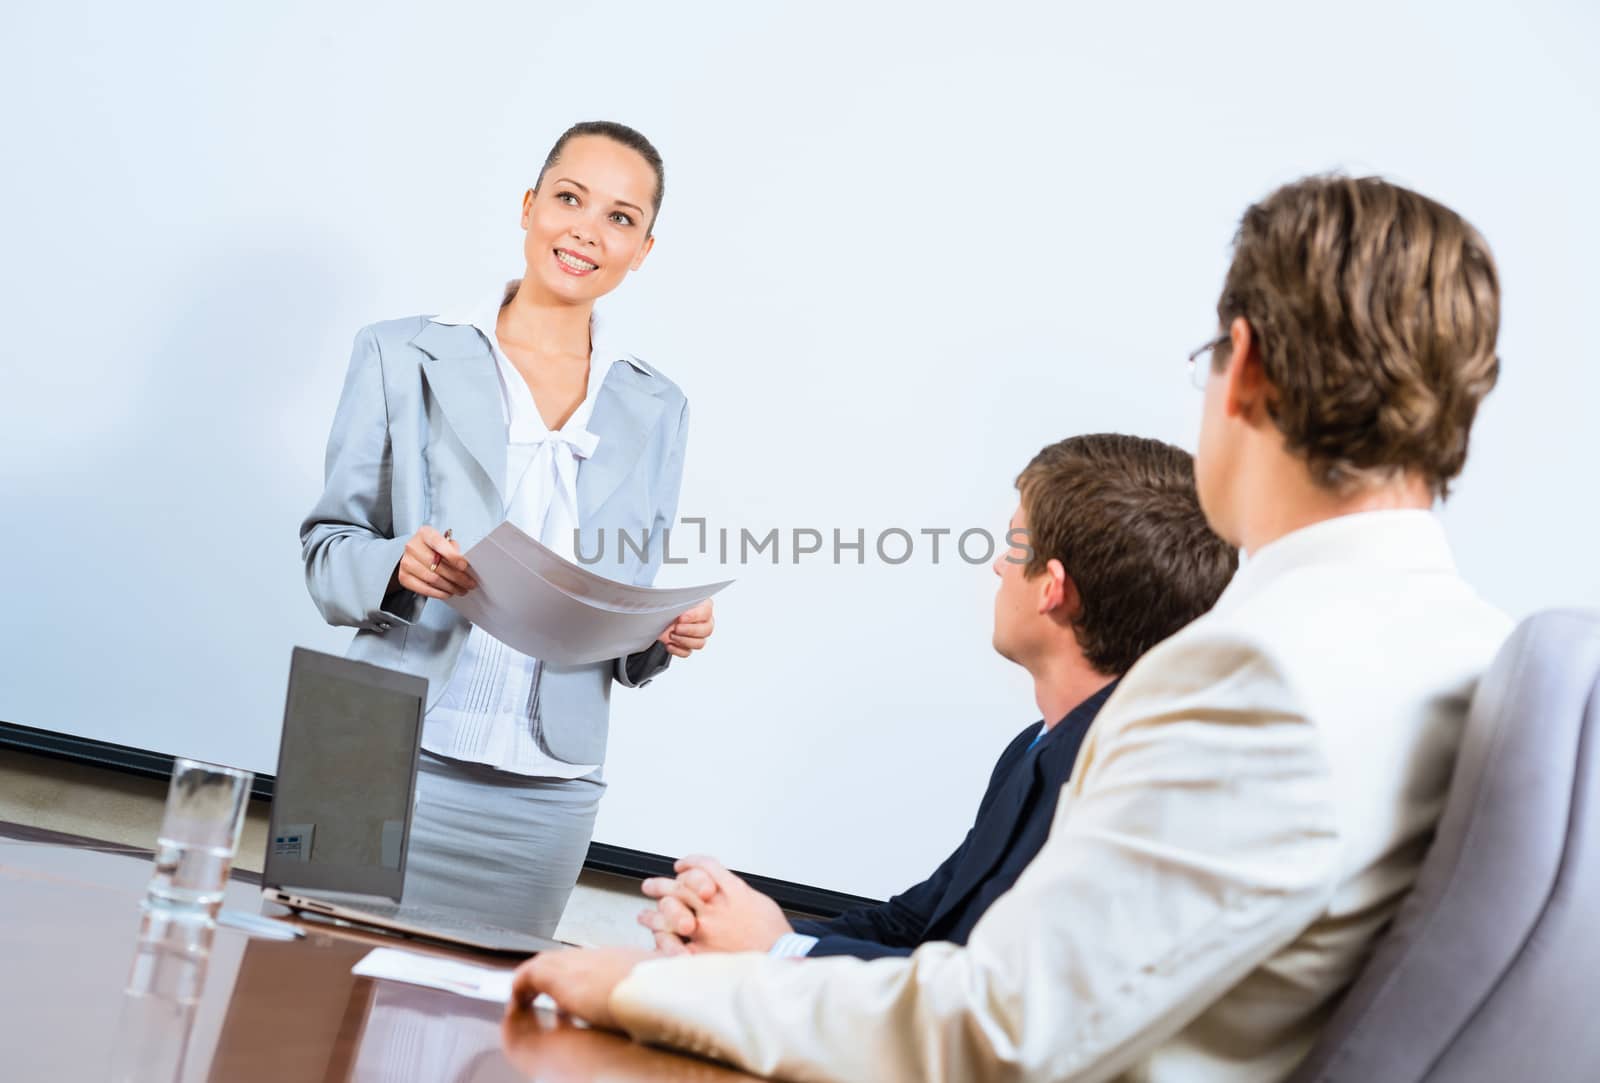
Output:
(300, 316), (689, 765)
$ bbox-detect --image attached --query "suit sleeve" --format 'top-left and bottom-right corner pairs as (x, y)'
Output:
(608, 631), (1342, 1082)
(300, 327), (420, 632)
(614, 393), (690, 688)
(804, 938), (913, 961)
(794, 832), (970, 954)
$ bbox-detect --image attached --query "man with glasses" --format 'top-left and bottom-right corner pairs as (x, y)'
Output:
(1189, 333), (1230, 389)
(513, 175), (1512, 1083)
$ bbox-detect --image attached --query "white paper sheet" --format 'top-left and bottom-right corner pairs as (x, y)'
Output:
(352, 946), (557, 1010)
(444, 522), (734, 665)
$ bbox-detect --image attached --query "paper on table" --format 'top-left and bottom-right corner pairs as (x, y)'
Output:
(445, 522), (734, 665)
(352, 946), (558, 1011)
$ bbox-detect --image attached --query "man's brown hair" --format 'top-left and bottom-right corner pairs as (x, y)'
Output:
(1016, 434), (1237, 675)
(1217, 174), (1500, 498)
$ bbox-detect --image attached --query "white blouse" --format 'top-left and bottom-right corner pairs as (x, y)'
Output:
(419, 281), (614, 778)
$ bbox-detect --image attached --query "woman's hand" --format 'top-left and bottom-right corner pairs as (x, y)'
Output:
(392, 525), (478, 600)
(657, 599), (715, 658)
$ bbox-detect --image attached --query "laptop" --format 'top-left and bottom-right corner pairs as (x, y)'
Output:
(261, 646), (562, 956)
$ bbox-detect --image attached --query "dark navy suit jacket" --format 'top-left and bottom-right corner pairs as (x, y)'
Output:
(792, 680), (1118, 960)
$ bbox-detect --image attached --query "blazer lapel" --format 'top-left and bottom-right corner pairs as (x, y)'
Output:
(411, 321), (506, 504)
(578, 362), (666, 521)
(925, 752), (1042, 936)
(921, 682), (1117, 937)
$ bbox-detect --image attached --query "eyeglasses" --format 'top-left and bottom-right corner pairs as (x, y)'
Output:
(1186, 334), (1228, 390)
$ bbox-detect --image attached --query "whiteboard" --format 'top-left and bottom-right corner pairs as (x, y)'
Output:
(2, 1), (1596, 900)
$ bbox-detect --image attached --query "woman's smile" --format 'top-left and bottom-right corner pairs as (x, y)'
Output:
(553, 247), (599, 275)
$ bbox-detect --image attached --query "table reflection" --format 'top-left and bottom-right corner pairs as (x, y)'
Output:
(210, 933), (522, 1082)
(108, 903), (217, 1083)
(124, 916), (759, 1081)
(499, 1003), (753, 1083)
(350, 982), (520, 1082)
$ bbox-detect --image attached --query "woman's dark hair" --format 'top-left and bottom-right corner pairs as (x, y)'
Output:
(536, 120), (665, 233)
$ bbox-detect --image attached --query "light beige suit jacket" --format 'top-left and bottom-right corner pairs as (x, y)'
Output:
(608, 510), (1511, 1082)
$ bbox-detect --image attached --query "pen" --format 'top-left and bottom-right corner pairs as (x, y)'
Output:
(429, 528), (453, 573)
(218, 908), (304, 940)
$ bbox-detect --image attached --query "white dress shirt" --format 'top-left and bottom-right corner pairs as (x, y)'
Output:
(608, 510), (1512, 1082)
(420, 280), (613, 778)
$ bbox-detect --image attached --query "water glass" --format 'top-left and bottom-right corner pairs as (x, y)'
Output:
(147, 758), (253, 911)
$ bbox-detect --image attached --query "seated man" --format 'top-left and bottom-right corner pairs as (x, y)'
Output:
(513, 175), (1512, 1083)
(637, 435), (1239, 961)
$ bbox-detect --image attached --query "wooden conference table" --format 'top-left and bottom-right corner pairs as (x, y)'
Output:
(0, 822), (757, 1082)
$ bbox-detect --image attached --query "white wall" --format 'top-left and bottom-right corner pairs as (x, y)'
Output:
(2, 1), (1596, 899)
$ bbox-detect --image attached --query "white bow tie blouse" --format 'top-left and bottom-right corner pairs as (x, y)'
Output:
(420, 282), (615, 778)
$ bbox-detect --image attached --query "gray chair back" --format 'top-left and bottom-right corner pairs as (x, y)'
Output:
(1289, 609), (1600, 1082)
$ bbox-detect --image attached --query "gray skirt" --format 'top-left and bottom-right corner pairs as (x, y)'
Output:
(402, 750), (604, 938)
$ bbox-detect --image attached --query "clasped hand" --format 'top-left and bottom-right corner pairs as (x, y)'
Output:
(507, 854), (792, 1033)
(635, 854), (793, 955)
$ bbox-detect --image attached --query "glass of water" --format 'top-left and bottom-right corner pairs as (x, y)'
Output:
(147, 758), (253, 911)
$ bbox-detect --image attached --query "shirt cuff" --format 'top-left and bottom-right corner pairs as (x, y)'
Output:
(767, 932), (819, 959)
(615, 641), (671, 687)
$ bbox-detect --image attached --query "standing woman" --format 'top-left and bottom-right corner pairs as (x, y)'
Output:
(300, 121), (715, 937)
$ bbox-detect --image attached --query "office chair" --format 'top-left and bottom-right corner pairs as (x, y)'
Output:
(1289, 609), (1600, 1082)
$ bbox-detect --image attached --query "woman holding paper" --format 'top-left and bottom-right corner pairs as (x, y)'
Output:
(300, 121), (714, 937)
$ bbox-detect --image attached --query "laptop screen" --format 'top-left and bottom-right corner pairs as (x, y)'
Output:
(264, 647), (427, 900)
